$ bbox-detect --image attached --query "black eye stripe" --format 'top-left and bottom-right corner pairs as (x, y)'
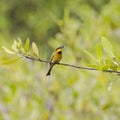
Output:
(58, 51), (62, 54)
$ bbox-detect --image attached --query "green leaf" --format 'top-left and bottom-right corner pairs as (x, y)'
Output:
(101, 36), (115, 58)
(17, 37), (23, 49)
(2, 46), (15, 54)
(24, 38), (30, 53)
(97, 44), (102, 62)
(101, 64), (109, 70)
(11, 40), (19, 52)
(32, 42), (39, 57)
(105, 59), (118, 70)
(1, 57), (22, 65)
(102, 102), (111, 110)
(84, 50), (98, 63)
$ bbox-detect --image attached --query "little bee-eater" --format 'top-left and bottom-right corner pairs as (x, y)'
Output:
(46, 45), (64, 76)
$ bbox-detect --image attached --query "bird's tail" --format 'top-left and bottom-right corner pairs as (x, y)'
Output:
(46, 64), (54, 76)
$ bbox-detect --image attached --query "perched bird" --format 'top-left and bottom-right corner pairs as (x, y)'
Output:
(46, 45), (64, 76)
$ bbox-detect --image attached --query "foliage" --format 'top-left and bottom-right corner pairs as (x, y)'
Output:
(0, 0), (120, 120)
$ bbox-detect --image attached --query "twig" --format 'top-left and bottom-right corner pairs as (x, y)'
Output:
(24, 55), (120, 75)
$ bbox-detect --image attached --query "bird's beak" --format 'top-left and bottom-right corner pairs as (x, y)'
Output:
(61, 45), (64, 48)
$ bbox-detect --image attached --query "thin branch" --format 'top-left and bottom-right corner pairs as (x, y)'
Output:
(58, 62), (97, 71)
(24, 55), (120, 75)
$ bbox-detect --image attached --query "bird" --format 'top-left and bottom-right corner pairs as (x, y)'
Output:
(46, 45), (64, 76)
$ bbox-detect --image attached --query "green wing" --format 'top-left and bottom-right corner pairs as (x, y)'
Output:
(49, 52), (55, 63)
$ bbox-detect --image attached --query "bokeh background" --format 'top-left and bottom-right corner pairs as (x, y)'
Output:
(0, 0), (120, 120)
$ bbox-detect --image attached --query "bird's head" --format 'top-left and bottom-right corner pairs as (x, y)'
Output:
(55, 45), (64, 54)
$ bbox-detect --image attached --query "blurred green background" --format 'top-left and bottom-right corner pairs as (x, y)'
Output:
(0, 0), (120, 120)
